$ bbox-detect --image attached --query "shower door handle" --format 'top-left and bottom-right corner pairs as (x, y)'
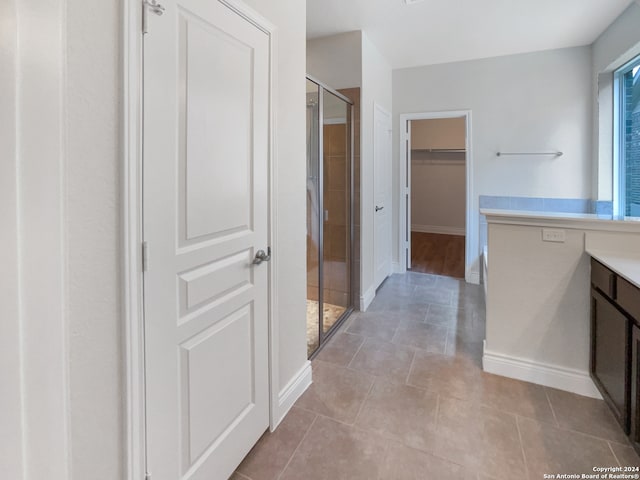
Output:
(375, 205), (384, 212)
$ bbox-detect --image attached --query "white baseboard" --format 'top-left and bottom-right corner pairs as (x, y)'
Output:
(412, 224), (465, 236)
(482, 343), (601, 399)
(273, 361), (312, 430)
(465, 270), (480, 285)
(360, 285), (376, 311)
(392, 262), (403, 274)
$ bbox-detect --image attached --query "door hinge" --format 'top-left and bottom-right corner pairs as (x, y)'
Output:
(142, 0), (165, 34)
(142, 241), (149, 272)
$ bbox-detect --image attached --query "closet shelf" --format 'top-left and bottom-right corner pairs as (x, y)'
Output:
(411, 148), (466, 153)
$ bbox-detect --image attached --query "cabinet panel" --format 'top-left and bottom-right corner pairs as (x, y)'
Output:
(631, 324), (640, 453)
(619, 277), (640, 321)
(591, 258), (616, 298)
(591, 288), (630, 432)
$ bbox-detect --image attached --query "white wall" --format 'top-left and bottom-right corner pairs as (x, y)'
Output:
(410, 118), (466, 234)
(2, 0), (307, 478)
(411, 160), (466, 234)
(307, 31), (362, 89)
(65, 0), (123, 477)
(591, 3), (640, 200)
(361, 32), (393, 305)
(393, 46), (593, 280)
(411, 117), (465, 150)
(244, 0), (309, 410)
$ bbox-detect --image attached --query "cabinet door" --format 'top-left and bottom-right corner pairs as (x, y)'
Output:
(591, 288), (630, 432)
(630, 324), (640, 452)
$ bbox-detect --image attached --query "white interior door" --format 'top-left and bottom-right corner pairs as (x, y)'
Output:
(143, 1), (270, 479)
(374, 104), (393, 288)
(405, 120), (412, 269)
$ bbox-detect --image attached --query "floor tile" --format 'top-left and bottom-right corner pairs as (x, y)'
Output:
(424, 303), (475, 327)
(518, 416), (619, 480)
(424, 396), (527, 479)
(380, 441), (473, 479)
(445, 331), (484, 365)
(374, 282), (415, 300)
(279, 416), (388, 480)
(408, 351), (484, 401)
(355, 380), (438, 451)
(610, 441), (640, 467)
(230, 472), (251, 480)
(367, 297), (428, 316)
(480, 373), (557, 425)
(236, 407), (316, 480)
(348, 337), (415, 383)
(392, 320), (448, 353)
(545, 387), (629, 443)
(315, 332), (364, 366)
(295, 361), (373, 424)
(412, 285), (453, 306)
(390, 272), (438, 288)
(346, 312), (402, 341)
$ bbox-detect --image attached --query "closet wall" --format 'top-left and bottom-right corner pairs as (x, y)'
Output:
(411, 117), (466, 235)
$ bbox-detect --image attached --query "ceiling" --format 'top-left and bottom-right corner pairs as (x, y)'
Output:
(306, 0), (634, 69)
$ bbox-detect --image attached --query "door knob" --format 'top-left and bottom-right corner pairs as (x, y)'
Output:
(253, 248), (271, 265)
(375, 206), (384, 212)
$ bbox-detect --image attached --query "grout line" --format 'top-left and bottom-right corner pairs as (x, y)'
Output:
(434, 394), (441, 430)
(233, 471), (253, 480)
(346, 335), (367, 369)
(515, 415), (531, 480)
(443, 327), (450, 355)
(543, 387), (560, 428)
(405, 348), (417, 385)
(608, 441), (623, 467)
(352, 377), (376, 426)
(275, 414), (318, 480)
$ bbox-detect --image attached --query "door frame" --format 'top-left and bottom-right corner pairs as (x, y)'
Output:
(123, 2), (278, 479)
(398, 110), (477, 284)
(373, 102), (393, 289)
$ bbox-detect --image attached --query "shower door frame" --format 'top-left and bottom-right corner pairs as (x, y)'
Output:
(306, 74), (356, 358)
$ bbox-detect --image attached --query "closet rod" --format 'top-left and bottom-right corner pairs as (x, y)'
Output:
(496, 151), (563, 157)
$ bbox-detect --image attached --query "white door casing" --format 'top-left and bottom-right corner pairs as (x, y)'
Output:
(143, 1), (271, 479)
(398, 110), (476, 283)
(373, 103), (393, 288)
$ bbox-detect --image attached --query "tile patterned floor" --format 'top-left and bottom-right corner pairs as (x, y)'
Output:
(235, 272), (640, 480)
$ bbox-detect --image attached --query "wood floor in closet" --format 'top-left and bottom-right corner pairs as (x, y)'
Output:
(410, 231), (465, 278)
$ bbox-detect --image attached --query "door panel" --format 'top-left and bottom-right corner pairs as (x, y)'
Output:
(374, 104), (392, 287)
(143, 1), (270, 479)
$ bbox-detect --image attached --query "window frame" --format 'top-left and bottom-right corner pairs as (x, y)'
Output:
(613, 54), (640, 217)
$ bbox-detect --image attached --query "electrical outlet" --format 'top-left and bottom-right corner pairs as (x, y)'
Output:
(542, 228), (566, 243)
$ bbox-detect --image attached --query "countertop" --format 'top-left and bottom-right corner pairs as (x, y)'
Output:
(481, 208), (640, 224)
(586, 249), (640, 289)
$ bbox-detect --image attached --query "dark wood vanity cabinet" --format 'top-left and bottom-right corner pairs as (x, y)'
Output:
(590, 287), (630, 431)
(590, 258), (640, 445)
(631, 324), (640, 452)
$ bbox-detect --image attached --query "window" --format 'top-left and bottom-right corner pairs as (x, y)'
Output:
(614, 55), (640, 217)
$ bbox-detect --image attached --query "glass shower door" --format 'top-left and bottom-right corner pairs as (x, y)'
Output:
(306, 79), (321, 355)
(321, 89), (351, 336)
(306, 77), (354, 358)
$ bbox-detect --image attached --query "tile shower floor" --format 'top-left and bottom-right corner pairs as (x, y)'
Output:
(306, 300), (346, 356)
(234, 272), (640, 480)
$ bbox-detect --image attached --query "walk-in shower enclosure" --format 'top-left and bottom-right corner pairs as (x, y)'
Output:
(306, 76), (355, 357)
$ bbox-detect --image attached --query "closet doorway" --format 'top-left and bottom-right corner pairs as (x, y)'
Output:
(399, 111), (474, 281)
(306, 77), (355, 357)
